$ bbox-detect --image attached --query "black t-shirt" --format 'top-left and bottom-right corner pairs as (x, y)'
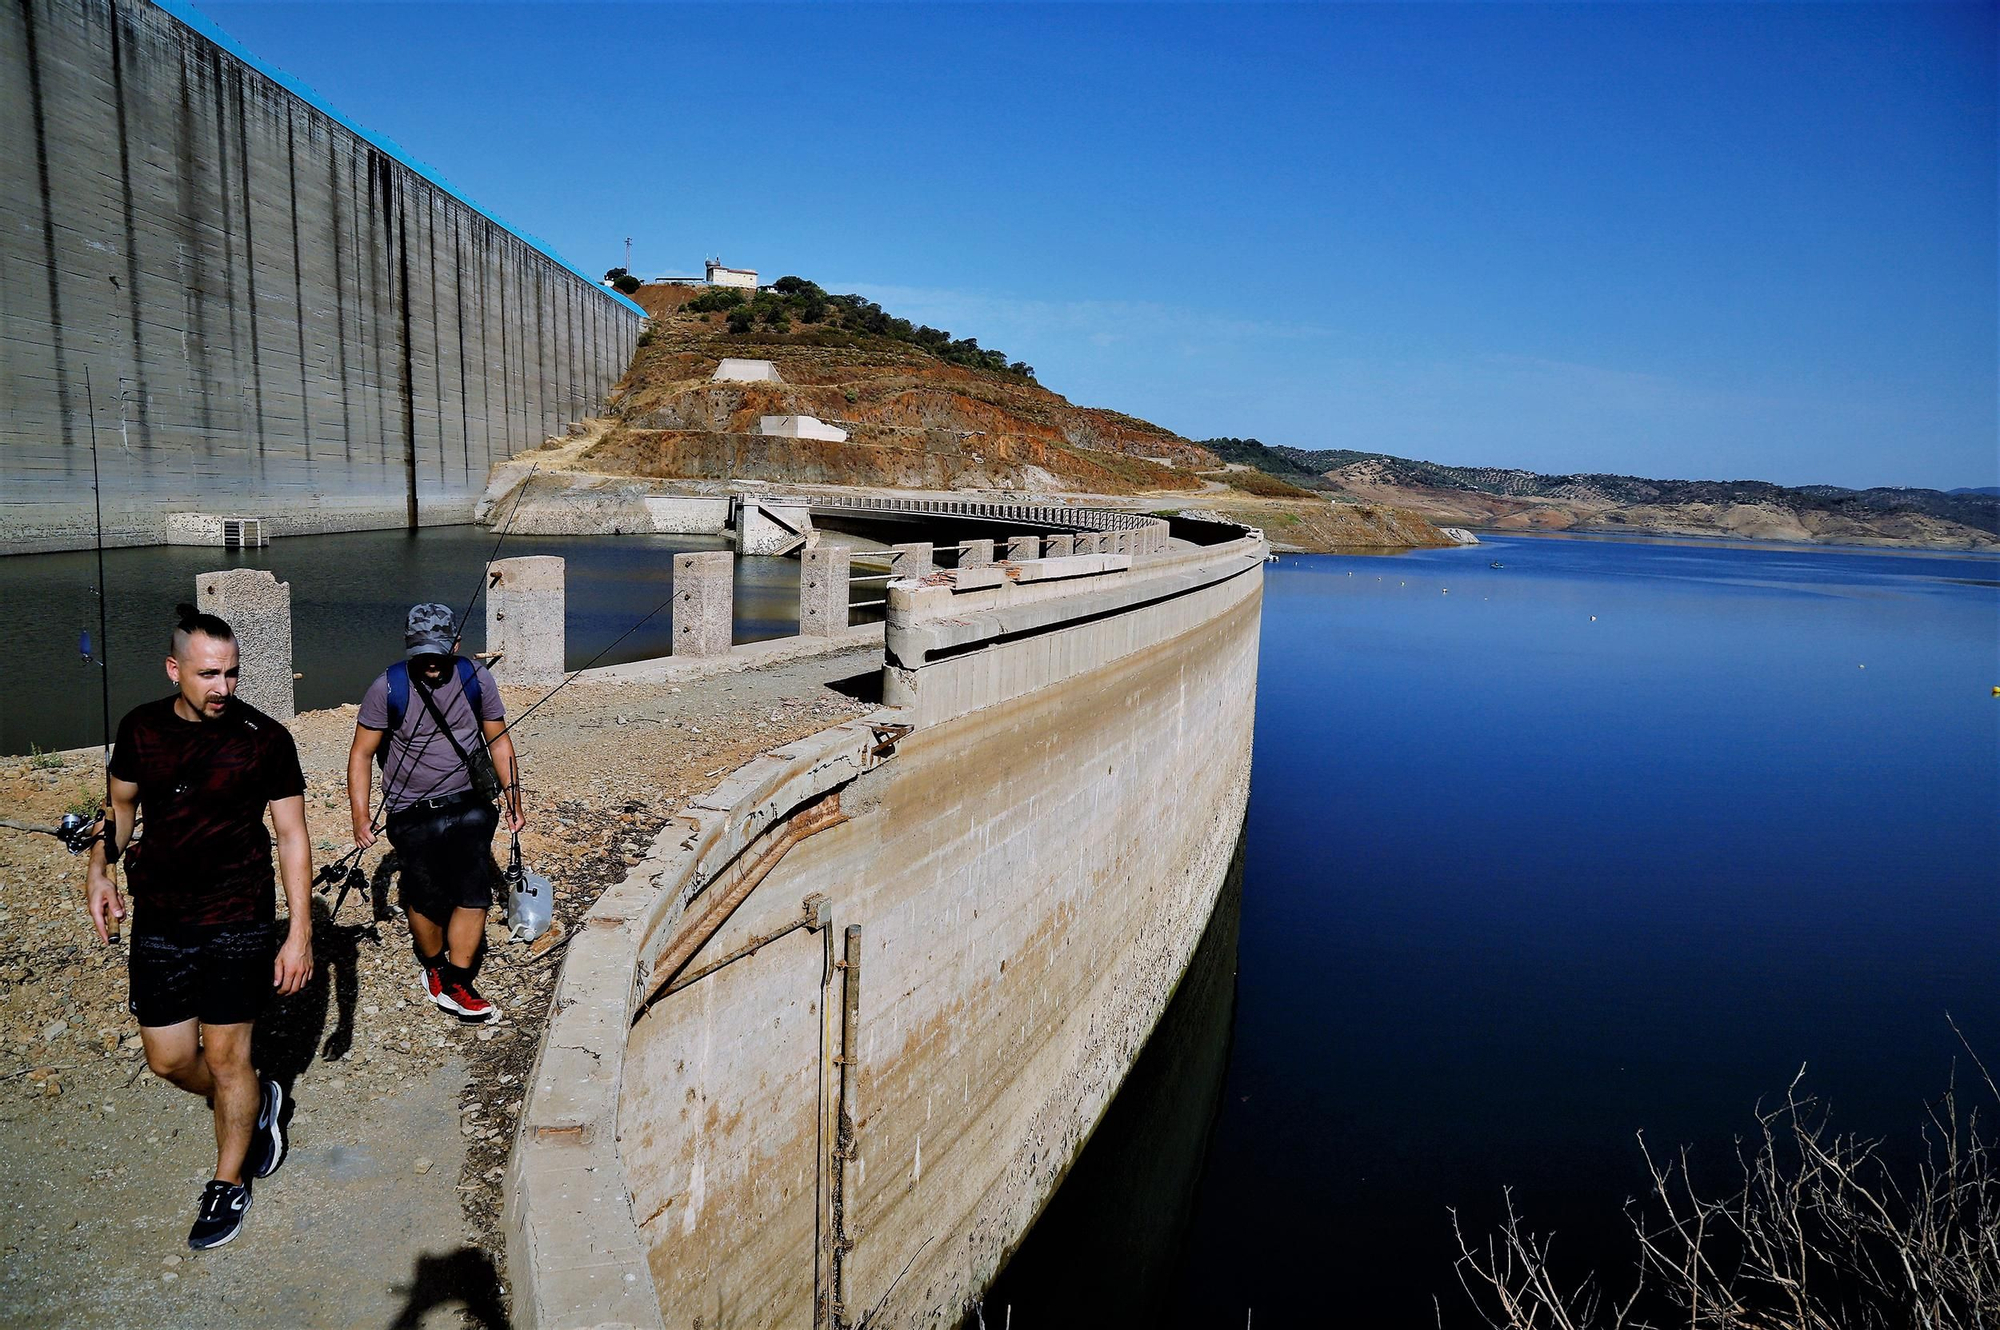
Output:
(107, 696), (307, 930)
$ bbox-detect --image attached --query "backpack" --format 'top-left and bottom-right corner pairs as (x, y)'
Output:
(384, 656), (484, 733)
(380, 657), (503, 802)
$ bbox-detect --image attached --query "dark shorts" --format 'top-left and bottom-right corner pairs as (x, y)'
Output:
(128, 922), (276, 1028)
(385, 794), (499, 926)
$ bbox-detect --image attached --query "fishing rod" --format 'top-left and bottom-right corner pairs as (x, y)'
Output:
(316, 462), (543, 913)
(49, 369), (116, 859)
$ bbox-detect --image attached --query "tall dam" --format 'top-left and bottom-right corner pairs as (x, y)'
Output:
(0, 0), (645, 555)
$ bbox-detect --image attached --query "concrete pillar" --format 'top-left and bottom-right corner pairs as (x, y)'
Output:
(960, 538), (994, 569)
(673, 551), (734, 657)
(799, 547), (851, 638)
(890, 542), (933, 580)
(195, 569), (295, 722)
(1005, 534), (1041, 561)
(1111, 531), (1132, 555)
(1044, 534), (1075, 558)
(486, 556), (565, 685)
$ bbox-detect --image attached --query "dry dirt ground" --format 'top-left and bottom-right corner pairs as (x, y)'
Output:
(0, 646), (876, 1328)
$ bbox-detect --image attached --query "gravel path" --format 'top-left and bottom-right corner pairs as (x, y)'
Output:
(0, 645), (877, 1328)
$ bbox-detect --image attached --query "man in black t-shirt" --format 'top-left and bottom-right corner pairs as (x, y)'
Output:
(86, 605), (314, 1252)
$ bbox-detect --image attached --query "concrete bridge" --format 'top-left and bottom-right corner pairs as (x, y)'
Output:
(505, 509), (1267, 1328)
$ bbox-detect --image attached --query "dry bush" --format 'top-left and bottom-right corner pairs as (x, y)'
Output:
(1449, 1030), (2000, 1330)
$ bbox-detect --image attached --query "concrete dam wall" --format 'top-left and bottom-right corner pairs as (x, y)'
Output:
(0, 0), (646, 555)
(507, 526), (1267, 1328)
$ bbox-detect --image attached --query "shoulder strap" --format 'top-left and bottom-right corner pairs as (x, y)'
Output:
(411, 670), (484, 777)
(454, 655), (483, 721)
(385, 661), (411, 734)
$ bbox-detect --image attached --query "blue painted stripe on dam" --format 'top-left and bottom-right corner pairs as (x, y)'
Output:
(147, 0), (650, 322)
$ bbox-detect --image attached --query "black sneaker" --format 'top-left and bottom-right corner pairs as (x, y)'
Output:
(249, 1078), (286, 1179)
(187, 1178), (252, 1250)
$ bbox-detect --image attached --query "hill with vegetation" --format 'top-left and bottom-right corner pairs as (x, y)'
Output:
(1202, 438), (1998, 550)
(581, 280), (1218, 495)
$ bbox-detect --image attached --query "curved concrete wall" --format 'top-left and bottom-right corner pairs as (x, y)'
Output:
(507, 529), (1266, 1329)
(0, 0), (646, 553)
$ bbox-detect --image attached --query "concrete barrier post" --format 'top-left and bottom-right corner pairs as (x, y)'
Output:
(673, 552), (734, 657)
(891, 542), (933, 580)
(195, 568), (294, 722)
(798, 547), (851, 638)
(1044, 534), (1075, 558)
(960, 538), (994, 569)
(486, 555), (566, 685)
(1112, 531), (1132, 555)
(1005, 534), (1041, 561)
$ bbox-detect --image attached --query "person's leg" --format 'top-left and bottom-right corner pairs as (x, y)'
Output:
(408, 909), (446, 962)
(199, 1021), (259, 1185)
(140, 1019), (214, 1098)
(444, 906), (485, 969)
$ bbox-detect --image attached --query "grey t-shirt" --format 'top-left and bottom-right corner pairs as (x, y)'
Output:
(357, 659), (505, 811)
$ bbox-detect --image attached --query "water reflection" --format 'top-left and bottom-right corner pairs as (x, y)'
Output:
(1, 527), (856, 755)
(977, 830), (1245, 1324)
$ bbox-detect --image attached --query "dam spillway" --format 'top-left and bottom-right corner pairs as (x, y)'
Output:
(0, 0), (646, 555)
(508, 521), (1267, 1328)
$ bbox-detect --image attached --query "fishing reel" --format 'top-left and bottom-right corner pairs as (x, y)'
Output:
(55, 812), (102, 856)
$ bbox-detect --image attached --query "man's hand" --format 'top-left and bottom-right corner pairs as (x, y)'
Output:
(86, 865), (125, 944)
(351, 815), (376, 851)
(504, 797), (525, 835)
(274, 928), (313, 996)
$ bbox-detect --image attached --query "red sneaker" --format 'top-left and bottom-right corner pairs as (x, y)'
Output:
(419, 960), (444, 1004)
(435, 974), (498, 1024)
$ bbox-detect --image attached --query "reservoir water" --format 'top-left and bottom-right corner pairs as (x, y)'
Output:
(989, 534), (1999, 1325)
(1, 528), (852, 756)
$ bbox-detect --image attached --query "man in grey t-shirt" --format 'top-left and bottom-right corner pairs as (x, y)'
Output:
(346, 604), (523, 1023)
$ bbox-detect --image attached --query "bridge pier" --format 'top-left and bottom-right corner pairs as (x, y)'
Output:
(486, 556), (566, 685)
(799, 548), (851, 637)
(673, 552), (734, 657)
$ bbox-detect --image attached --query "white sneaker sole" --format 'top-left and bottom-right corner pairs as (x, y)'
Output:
(428, 986), (499, 1023)
(190, 1195), (251, 1251)
(253, 1080), (286, 1179)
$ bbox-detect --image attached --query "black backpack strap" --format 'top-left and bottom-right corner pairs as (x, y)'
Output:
(410, 669), (487, 782)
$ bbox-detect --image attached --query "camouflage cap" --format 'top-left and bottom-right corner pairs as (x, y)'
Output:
(404, 602), (457, 659)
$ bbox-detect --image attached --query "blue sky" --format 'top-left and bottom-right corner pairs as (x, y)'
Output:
(205, 2), (1995, 491)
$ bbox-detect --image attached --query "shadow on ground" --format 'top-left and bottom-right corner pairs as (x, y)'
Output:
(389, 1246), (508, 1329)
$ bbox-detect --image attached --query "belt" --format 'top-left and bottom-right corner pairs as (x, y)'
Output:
(395, 789), (482, 815)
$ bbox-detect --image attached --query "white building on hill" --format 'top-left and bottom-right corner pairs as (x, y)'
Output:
(713, 359), (783, 383)
(706, 258), (758, 290)
(759, 415), (848, 443)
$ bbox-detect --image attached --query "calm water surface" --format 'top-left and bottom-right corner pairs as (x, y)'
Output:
(2, 527), (849, 755)
(993, 534), (1999, 1326)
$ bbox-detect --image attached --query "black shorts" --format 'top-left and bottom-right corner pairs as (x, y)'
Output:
(128, 922), (276, 1028)
(385, 795), (499, 926)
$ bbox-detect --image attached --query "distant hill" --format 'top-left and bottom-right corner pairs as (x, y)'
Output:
(1246, 445), (2000, 550)
(1950, 486), (2000, 497)
(582, 280), (1218, 495)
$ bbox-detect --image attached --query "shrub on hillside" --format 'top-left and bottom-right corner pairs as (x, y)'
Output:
(692, 276), (1038, 381)
(1225, 469), (1314, 498)
(688, 287), (747, 313)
